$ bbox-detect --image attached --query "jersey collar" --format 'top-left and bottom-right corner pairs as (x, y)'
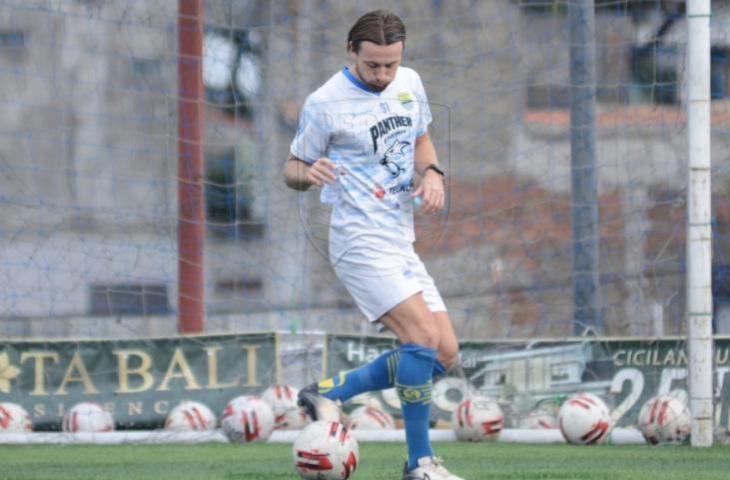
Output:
(342, 66), (383, 95)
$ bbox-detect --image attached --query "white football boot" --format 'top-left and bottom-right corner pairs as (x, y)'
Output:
(402, 457), (465, 480)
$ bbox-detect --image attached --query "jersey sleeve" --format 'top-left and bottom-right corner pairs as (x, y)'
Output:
(412, 72), (432, 137)
(290, 95), (330, 164)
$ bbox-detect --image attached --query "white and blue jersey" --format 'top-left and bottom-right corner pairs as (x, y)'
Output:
(290, 66), (432, 265)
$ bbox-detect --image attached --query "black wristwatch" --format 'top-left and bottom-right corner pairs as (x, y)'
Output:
(424, 164), (445, 177)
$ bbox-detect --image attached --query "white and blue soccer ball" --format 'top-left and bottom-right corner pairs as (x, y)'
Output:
(293, 420), (359, 480)
(558, 393), (612, 445)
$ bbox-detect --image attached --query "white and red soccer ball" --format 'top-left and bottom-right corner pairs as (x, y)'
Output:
(451, 395), (504, 441)
(220, 395), (275, 443)
(262, 384), (308, 430)
(0, 402), (32, 433)
(348, 392), (384, 411)
(637, 394), (691, 445)
(558, 393), (612, 445)
(293, 420), (359, 480)
(519, 408), (558, 430)
(165, 400), (216, 431)
(346, 406), (395, 430)
(62, 402), (114, 433)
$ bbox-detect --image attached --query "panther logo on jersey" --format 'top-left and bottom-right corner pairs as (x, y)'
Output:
(380, 140), (410, 177)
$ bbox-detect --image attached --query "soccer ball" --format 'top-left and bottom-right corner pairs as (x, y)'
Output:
(165, 400), (216, 431)
(432, 377), (470, 413)
(293, 420), (359, 479)
(558, 393), (612, 445)
(519, 407), (558, 429)
(262, 384), (308, 430)
(346, 406), (395, 430)
(220, 395), (275, 443)
(451, 395), (504, 441)
(0, 402), (32, 433)
(637, 394), (691, 445)
(62, 402), (114, 433)
(348, 392), (384, 411)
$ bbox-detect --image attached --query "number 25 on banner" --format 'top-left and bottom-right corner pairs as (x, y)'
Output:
(609, 367), (729, 426)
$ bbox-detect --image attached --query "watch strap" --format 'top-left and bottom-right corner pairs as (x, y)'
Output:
(424, 164), (445, 177)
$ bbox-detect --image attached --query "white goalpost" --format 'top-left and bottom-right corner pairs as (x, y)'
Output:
(686, 0), (714, 448)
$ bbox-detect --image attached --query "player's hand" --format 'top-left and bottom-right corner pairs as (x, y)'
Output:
(411, 170), (445, 214)
(305, 157), (338, 187)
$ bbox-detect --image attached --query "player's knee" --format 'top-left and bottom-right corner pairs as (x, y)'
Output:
(410, 323), (440, 349)
(438, 342), (459, 370)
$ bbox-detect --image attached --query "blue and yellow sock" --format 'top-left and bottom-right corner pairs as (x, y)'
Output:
(396, 343), (436, 471)
(317, 348), (401, 402)
(433, 359), (447, 379)
(316, 350), (448, 405)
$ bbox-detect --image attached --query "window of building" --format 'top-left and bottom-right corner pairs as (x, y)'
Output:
(202, 28), (262, 119)
(88, 284), (170, 315)
(205, 142), (262, 238)
(0, 30), (26, 61)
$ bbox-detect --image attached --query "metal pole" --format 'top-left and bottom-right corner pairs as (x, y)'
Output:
(569, 0), (600, 335)
(177, 0), (205, 333)
(686, 0), (713, 448)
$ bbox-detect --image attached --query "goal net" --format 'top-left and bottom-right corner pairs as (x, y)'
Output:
(0, 0), (727, 443)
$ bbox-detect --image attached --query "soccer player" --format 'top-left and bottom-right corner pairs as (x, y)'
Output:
(283, 10), (463, 480)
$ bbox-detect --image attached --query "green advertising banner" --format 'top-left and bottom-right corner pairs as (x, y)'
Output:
(0, 332), (279, 430)
(325, 334), (730, 430)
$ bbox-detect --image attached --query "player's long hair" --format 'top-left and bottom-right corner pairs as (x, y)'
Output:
(347, 10), (406, 53)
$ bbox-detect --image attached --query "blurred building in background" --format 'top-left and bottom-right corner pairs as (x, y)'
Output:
(2, 0), (730, 338)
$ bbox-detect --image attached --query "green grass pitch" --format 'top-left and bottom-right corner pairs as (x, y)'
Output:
(0, 442), (728, 479)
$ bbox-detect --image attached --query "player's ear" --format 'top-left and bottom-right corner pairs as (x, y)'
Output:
(347, 41), (357, 59)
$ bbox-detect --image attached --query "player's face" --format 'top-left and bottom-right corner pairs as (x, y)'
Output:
(349, 40), (403, 92)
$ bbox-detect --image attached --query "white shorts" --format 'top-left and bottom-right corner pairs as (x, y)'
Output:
(332, 244), (447, 323)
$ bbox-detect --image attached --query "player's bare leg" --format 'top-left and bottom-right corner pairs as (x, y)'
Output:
(380, 293), (464, 480)
(433, 311), (459, 371)
(380, 293), (440, 346)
